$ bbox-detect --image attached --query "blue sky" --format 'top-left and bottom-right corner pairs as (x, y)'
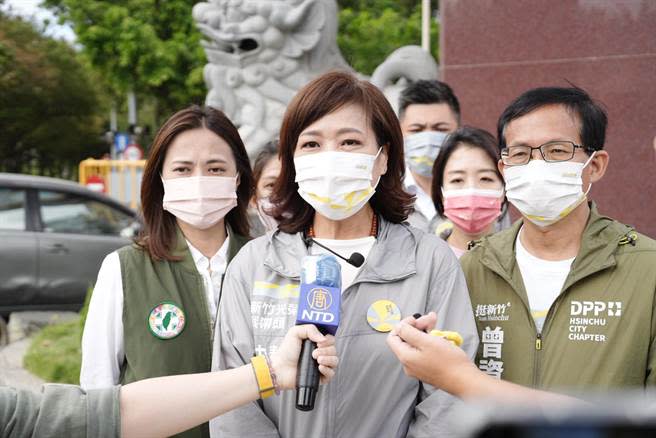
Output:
(2, 0), (76, 43)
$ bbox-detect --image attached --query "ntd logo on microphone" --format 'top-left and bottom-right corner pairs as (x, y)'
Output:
(308, 288), (332, 311)
(296, 285), (341, 335)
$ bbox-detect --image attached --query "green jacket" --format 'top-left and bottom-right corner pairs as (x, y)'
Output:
(0, 385), (119, 438)
(118, 227), (248, 438)
(461, 203), (656, 393)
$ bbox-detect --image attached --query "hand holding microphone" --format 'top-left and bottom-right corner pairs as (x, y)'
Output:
(270, 324), (338, 390)
(294, 254), (342, 411)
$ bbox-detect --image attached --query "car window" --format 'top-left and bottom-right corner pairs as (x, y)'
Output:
(39, 190), (134, 236)
(0, 187), (27, 230)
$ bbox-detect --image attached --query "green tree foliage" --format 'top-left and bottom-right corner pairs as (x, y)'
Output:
(40, 0), (436, 122)
(0, 13), (106, 175)
(44, 0), (206, 121)
(337, 0), (439, 75)
(338, 0), (422, 15)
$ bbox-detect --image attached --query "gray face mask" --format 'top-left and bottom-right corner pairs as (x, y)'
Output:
(404, 131), (449, 177)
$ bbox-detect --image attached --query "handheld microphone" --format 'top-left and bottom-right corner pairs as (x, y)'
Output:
(295, 254), (341, 411)
(303, 235), (365, 268)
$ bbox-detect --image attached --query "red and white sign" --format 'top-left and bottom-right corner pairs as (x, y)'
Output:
(86, 174), (106, 193)
(124, 143), (144, 161)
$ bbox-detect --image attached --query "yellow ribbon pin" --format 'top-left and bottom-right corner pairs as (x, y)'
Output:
(367, 299), (402, 332)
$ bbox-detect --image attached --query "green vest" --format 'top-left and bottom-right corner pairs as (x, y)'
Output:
(118, 227), (249, 438)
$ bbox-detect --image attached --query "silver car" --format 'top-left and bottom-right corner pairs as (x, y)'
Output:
(0, 173), (139, 319)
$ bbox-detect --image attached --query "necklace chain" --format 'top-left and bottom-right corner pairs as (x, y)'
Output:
(307, 214), (378, 238)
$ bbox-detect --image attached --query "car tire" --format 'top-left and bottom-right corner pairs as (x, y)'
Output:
(0, 317), (7, 346)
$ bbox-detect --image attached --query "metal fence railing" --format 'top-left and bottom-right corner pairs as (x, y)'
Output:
(79, 159), (146, 210)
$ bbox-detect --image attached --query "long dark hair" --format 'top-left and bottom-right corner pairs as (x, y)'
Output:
(137, 105), (253, 260)
(270, 71), (414, 233)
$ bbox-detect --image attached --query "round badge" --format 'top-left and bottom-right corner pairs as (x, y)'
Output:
(148, 301), (186, 340)
(366, 299), (402, 332)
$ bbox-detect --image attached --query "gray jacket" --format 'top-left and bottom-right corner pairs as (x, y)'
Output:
(406, 209), (446, 234)
(210, 218), (478, 438)
(410, 209), (513, 236)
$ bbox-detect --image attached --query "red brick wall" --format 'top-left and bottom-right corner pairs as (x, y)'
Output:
(440, 0), (656, 237)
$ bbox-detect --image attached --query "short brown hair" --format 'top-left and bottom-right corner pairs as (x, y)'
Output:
(252, 139), (279, 191)
(271, 71), (414, 233)
(138, 105), (253, 260)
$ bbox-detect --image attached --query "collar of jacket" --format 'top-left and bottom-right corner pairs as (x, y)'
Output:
(263, 216), (418, 282)
(476, 202), (632, 301)
(170, 224), (249, 273)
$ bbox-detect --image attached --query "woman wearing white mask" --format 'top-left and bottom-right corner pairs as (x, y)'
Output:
(431, 126), (507, 258)
(211, 71), (478, 438)
(249, 140), (281, 236)
(81, 105), (253, 438)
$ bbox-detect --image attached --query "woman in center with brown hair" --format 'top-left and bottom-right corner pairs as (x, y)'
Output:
(211, 71), (478, 438)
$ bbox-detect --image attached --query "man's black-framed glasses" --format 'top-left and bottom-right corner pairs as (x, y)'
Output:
(501, 141), (586, 166)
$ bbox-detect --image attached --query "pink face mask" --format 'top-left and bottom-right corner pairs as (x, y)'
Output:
(162, 175), (238, 230)
(442, 187), (504, 235)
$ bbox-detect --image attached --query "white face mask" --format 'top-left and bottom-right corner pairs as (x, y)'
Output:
(162, 175), (238, 230)
(294, 149), (381, 221)
(404, 131), (449, 177)
(504, 152), (595, 227)
(255, 197), (278, 231)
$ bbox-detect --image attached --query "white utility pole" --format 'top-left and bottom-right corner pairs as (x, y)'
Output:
(421, 0), (431, 52)
(110, 102), (118, 159)
(127, 90), (137, 127)
(110, 103), (118, 132)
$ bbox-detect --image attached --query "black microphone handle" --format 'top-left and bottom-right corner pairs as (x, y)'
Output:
(296, 338), (320, 411)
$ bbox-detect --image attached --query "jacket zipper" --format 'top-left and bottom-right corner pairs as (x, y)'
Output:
(532, 283), (570, 388)
(210, 273), (226, 347)
(516, 290), (543, 387)
(530, 231), (624, 385)
(533, 332), (542, 387)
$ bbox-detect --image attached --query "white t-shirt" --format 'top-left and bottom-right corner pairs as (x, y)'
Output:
(515, 230), (575, 333)
(80, 237), (229, 389)
(310, 236), (376, 291)
(448, 244), (467, 259)
(404, 168), (436, 222)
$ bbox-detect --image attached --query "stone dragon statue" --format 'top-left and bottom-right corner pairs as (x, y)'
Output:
(193, 0), (438, 154)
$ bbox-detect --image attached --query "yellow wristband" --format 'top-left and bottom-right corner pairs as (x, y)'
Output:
(251, 355), (275, 399)
(429, 330), (464, 347)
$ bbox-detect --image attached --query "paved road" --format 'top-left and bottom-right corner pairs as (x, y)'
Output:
(0, 338), (44, 391)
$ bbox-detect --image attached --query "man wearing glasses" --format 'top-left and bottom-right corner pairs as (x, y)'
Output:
(460, 86), (656, 394)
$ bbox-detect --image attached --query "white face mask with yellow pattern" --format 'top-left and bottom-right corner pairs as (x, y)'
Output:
(504, 152), (596, 227)
(404, 131), (448, 177)
(294, 149), (382, 221)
